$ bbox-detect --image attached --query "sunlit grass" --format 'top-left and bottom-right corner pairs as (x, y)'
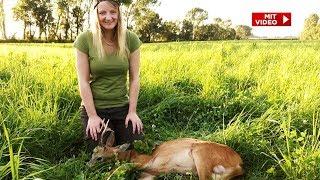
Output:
(0, 40), (320, 179)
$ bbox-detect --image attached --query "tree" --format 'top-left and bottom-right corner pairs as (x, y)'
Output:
(213, 18), (222, 26)
(135, 10), (162, 42)
(194, 24), (224, 41)
(160, 21), (179, 41)
(56, 0), (78, 40)
(57, 0), (70, 40)
(192, 16), (238, 41)
(32, 0), (53, 40)
(13, 0), (36, 40)
(221, 28), (236, 40)
(212, 18), (236, 40)
(300, 13), (320, 40)
(304, 13), (319, 28)
(213, 18), (232, 29)
(0, 0), (6, 39)
(84, 0), (93, 28)
(194, 24), (211, 41)
(180, 20), (193, 41)
(235, 25), (252, 39)
(185, 8), (208, 28)
(72, 5), (85, 37)
(13, 0), (53, 40)
(123, 0), (159, 29)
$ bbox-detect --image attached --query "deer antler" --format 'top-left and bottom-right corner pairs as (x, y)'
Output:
(100, 119), (115, 147)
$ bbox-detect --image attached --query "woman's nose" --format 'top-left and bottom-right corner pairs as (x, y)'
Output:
(105, 15), (112, 21)
(105, 13), (115, 21)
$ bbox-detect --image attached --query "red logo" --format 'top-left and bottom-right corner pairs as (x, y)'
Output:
(252, 12), (291, 26)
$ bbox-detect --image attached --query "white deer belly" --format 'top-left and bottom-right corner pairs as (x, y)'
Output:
(147, 149), (195, 173)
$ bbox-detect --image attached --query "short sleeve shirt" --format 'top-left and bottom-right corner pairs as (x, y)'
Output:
(73, 30), (142, 109)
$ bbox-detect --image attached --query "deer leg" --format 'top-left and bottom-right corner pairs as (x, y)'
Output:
(221, 165), (244, 180)
(191, 146), (213, 180)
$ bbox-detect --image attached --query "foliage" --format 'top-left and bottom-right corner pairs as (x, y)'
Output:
(122, 0), (159, 29)
(8, 2), (320, 42)
(71, 5), (85, 36)
(56, 0), (79, 40)
(180, 20), (193, 41)
(159, 21), (179, 41)
(10, 0), (250, 42)
(185, 7), (208, 28)
(300, 13), (320, 40)
(12, 0), (84, 41)
(32, 0), (54, 39)
(110, 0), (133, 5)
(12, 0), (36, 39)
(135, 10), (162, 42)
(132, 6), (244, 42)
(268, 115), (320, 179)
(194, 24), (236, 41)
(235, 25), (252, 39)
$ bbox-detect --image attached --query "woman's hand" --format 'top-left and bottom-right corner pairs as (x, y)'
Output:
(125, 112), (143, 134)
(86, 115), (104, 141)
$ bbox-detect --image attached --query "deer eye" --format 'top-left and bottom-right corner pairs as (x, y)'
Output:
(97, 157), (103, 161)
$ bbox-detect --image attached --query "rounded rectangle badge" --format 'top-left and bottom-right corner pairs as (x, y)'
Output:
(252, 12), (291, 26)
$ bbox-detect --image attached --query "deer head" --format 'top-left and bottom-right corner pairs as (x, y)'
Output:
(87, 120), (130, 167)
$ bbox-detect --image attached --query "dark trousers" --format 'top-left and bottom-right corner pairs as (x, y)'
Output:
(80, 104), (143, 150)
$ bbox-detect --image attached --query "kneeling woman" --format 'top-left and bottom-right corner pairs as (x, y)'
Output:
(74, 0), (143, 150)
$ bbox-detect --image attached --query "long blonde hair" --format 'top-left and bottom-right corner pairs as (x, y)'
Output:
(91, 0), (129, 59)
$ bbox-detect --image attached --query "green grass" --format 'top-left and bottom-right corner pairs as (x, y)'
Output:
(1, 40), (320, 179)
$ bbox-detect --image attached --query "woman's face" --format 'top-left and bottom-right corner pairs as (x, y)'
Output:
(97, 1), (119, 31)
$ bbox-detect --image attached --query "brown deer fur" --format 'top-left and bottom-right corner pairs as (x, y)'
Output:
(88, 124), (243, 180)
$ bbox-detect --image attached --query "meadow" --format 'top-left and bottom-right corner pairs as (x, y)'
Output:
(1, 40), (320, 179)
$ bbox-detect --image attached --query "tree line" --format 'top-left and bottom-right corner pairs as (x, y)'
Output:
(11, 0), (86, 41)
(0, 0), (253, 42)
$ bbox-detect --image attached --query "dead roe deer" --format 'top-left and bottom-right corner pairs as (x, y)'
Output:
(88, 121), (243, 180)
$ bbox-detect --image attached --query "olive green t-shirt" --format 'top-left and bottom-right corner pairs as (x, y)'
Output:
(73, 30), (142, 109)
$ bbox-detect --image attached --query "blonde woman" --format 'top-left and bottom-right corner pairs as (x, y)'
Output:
(74, 0), (143, 149)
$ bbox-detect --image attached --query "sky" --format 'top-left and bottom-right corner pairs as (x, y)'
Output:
(3, 0), (320, 38)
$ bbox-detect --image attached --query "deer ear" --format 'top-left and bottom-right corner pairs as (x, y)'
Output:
(117, 143), (130, 152)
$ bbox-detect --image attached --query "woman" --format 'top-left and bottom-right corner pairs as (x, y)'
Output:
(74, 0), (143, 149)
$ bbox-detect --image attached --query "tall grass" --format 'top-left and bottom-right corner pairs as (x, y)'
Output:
(268, 113), (320, 179)
(0, 41), (320, 179)
(1, 121), (22, 180)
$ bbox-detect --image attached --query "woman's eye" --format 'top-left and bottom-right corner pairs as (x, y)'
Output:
(99, 12), (106, 15)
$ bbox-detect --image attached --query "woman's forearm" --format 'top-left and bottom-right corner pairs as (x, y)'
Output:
(79, 82), (97, 117)
(75, 50), (96, 118)
(128, 79), (140, 113)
